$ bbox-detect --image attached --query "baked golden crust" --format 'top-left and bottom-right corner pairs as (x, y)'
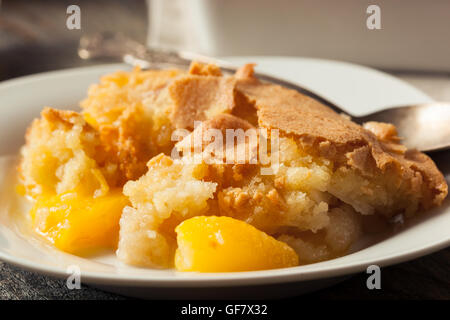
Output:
(234, 65), (448, 210)
(188, 61), (223, 76)
(21, 62), (447, 213)
(176, 114), (255, 151)
(169, 75), (236, 129)
(80, 67), (184, 181)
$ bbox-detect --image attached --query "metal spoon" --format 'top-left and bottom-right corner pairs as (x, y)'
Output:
(78, 32), (450, 152)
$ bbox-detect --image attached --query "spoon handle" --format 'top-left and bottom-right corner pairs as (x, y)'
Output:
(78, 32), (346, 114)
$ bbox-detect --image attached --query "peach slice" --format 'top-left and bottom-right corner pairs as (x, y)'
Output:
(175, 216), (299, 272)
(30, 190), (128, 255)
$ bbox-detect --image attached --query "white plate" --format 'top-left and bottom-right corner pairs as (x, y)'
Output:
(0, 57), (448, 299)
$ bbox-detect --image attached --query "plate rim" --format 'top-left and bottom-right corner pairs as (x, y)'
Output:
(0, 234), (449, 287)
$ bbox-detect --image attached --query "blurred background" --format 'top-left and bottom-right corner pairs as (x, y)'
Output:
(0, 0), (449, 299)
(2, 0), (450, 75)
(1, 0), (449, 97)
(0, 0), (147, 80)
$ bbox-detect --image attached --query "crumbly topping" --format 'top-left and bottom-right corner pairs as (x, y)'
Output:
(233, 64), (448, 208)
(169, 75), (236, 129)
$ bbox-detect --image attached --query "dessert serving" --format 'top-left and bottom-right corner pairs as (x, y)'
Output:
(17, 62), (448, 272)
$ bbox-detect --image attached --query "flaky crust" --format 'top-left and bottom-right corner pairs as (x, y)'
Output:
(234, 65), (448, 208)
(169, 75), (236, 129)
(22, 62), (447, 211)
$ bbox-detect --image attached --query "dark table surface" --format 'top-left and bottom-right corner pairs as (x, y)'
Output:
(0, 0), (449, 300)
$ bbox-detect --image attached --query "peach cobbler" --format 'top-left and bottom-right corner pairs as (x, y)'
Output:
(17, 62), (448, 272)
